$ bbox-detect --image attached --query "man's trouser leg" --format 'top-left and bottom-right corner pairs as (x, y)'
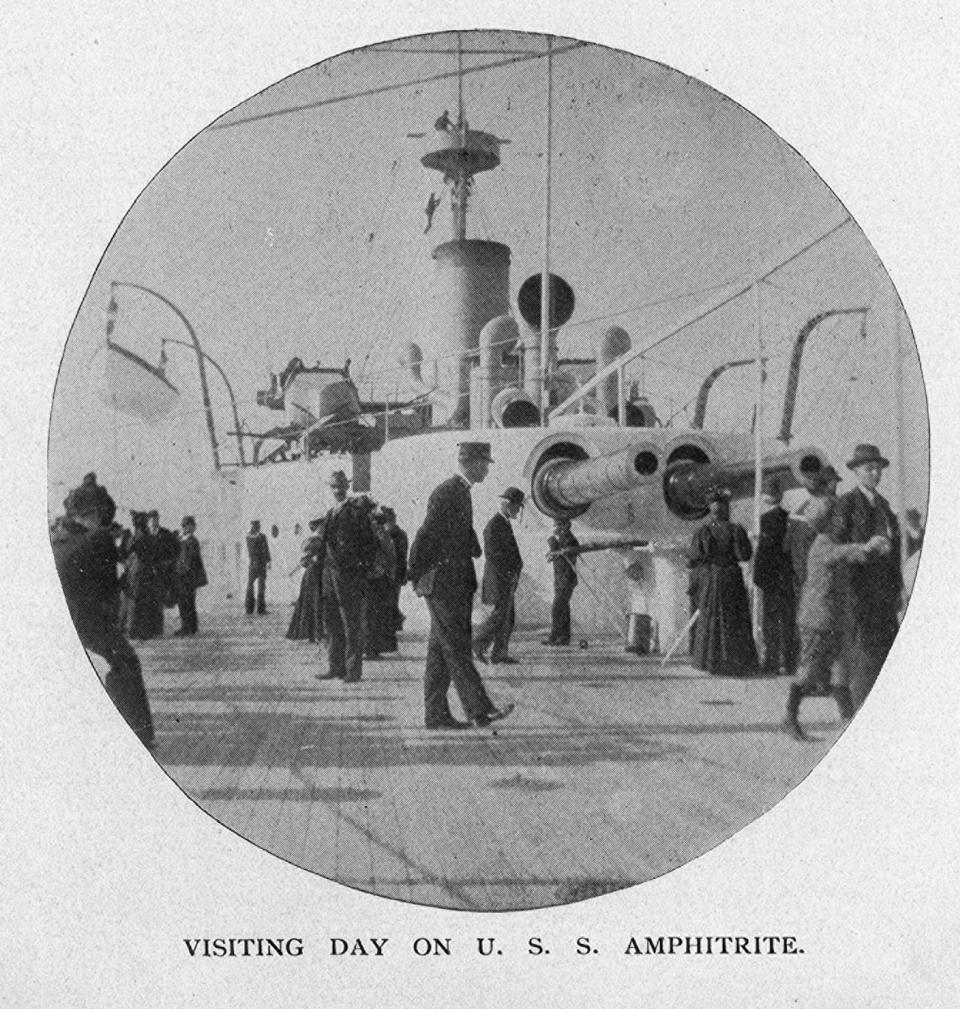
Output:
(550, 580), (573, 643)
(424, 617), (454, 725)
(490, 593), (515, 661)
(424, 595), (492, 721)
(786, 627), (842, 735)
(473, 593), (510, 658)
(322, 569), (346, 678)
(87, 626), (154, 746)
(178, 588), (197, 632)
(847, 617), (896, 712)
(245, 569), (257, 614)
(323, 568), (365, 681)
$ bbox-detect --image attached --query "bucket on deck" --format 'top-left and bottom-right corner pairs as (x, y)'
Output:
(625, 613), (653, 655)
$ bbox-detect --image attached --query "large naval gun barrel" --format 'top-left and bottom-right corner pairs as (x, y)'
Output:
(661, 446), (824, 519)
(532, 437), (826, 521)
(533, 442), (661, 517)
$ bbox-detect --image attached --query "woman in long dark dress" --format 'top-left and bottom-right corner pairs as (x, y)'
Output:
(123, 511), (166, 640)
(364, 506), (398, 657)
(286, 519), (325, 642)
(688, 489), (759, 676)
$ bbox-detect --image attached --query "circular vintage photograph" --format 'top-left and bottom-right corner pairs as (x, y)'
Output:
(48, 30), (928, 911)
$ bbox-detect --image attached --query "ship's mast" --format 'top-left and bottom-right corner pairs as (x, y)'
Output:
(417, 55), (510, 427)
(539, 36), (554, 419)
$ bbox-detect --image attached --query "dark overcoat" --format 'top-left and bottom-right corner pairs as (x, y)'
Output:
(753, 506), (793, 592)
(829, 487), (902, 634)
(829, 485), (902, 709)
(408, 475), (481, 600)
(246, 531), (271, 572)
(175, 534), (207, 591)
(480, 512), (523, 606)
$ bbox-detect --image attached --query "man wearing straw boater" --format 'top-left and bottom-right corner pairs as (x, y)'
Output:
(408, 442), (514, 730)
(829, 443), (902, 711)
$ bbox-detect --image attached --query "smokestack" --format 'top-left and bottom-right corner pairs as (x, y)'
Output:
(430, 240), (510, 427)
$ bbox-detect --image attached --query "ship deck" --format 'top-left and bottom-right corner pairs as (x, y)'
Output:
(133, 601), (841, 912)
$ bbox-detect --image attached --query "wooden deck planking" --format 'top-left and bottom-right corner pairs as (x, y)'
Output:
(130, 601), (842, 910)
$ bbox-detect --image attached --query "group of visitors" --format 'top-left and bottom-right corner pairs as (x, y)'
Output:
(116, 509), (208, 639)
(281, 471), (409, 682)
(50, 474), (212, 749)
(53, 437), (919, 751)
(684, 443), (913, 740)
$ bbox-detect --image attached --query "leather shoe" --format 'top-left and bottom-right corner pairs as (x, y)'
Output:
(541, 638), (568, 646)
(425, 717), (470, 730)
(491, 656), (520, 665)
(314, 672), (344, 680)
(472, 703), (515, 728)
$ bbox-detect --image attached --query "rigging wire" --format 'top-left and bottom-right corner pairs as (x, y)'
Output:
(210, 42), (588, 131)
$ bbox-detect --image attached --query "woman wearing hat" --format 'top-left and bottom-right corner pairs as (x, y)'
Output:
(286, 517), (326, 643)
(123, 509), (170, 640)
(688, 487), (759, 677)
(829, 443), (902, 711)
(52, 477), (155, 748)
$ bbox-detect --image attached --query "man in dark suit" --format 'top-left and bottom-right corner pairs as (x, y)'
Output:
(752, 477), (796, 675)
(245, 520), (271, 615)
(473, 487), (525, 664)
(408, 442), (514, 730)
(315, 470), (377, 683)
(543, 517), (580, 646)
(830, 443), (902, 711)
(174, 515), (207, 635)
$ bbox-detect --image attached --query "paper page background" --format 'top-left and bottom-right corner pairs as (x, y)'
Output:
(4, 3), (958, 1005)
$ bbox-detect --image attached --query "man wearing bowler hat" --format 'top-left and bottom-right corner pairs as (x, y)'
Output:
(830, 443), (902, 710)
(315, 469), (377, 683)
(408, 442), (514, 729)
(473, 486), (525, 665)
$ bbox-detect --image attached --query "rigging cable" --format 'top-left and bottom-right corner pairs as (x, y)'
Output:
(210, 42), (588, 131)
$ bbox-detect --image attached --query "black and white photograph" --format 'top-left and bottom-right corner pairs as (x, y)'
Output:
(7, 3), (960, 1006)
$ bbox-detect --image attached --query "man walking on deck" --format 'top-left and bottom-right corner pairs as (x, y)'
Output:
(829, 443), (902, 710)
(473, 486), (525, 664)
(408, 442), (514, 730)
